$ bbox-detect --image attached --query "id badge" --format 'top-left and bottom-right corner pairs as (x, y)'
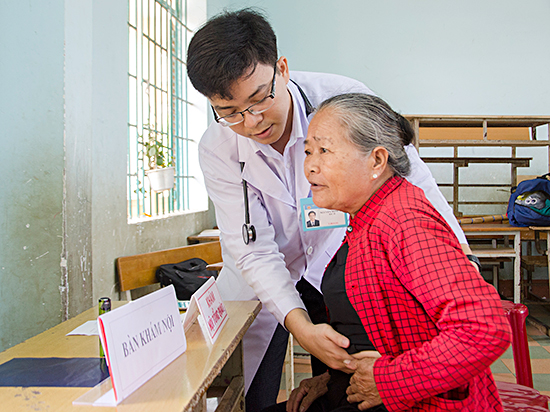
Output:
(300, 198), (348, 231)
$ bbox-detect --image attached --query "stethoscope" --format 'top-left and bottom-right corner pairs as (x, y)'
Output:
(240, 80), (314, 245)
(240, 161), (257, 245)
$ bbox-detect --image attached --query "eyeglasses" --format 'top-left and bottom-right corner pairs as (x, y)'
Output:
(211, 63), (277, 127)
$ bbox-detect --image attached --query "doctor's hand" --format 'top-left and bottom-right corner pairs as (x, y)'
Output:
(345, 351), (383, 411)
(286, 371), (330, 412)
(284, 309), (353, 372)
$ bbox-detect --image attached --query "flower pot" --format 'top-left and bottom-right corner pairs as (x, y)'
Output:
(146, 167), (175, 192)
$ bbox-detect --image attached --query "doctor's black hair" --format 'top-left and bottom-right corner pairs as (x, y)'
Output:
(316, 93), (412, 177)
(187, 8), (279, 100)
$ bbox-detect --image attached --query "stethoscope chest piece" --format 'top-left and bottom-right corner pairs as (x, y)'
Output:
(242, 223), (256, 245)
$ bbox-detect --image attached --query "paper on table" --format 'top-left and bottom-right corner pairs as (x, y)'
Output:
(66, 320), (98, 336)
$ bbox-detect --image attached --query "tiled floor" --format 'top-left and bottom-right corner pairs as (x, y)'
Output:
(491, 322), (550, 398)
(279, 323), (550, 402)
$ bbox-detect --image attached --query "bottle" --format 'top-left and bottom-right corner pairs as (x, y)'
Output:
(98, 297), (111, 358)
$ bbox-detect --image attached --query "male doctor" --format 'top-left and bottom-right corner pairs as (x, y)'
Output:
(187, 8), (477, 411)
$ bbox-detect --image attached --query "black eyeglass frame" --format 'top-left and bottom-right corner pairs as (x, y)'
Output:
(211, 63), (278, 127)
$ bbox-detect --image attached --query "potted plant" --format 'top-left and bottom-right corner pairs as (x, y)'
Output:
(139, 125), (175, 192)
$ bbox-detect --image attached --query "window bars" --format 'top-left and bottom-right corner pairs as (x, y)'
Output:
(128, 0), (203, 219)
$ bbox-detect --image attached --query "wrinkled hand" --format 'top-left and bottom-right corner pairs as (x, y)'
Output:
(285, 309), (353, 372)
(286, 371), (330, 412)
(346, 351), (383, 411)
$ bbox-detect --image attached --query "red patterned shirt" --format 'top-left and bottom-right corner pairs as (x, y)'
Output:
(345, 176), (511, 411)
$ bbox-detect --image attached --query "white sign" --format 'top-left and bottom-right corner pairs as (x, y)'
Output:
(183, 277), (228, 344)
(95, 285), (186, 406)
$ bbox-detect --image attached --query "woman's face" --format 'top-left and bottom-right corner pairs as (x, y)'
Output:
(304, 109), (379, 217)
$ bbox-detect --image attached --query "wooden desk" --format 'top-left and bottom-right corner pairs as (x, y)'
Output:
(206, 262), (224, 271)
(0, 300), (261, 412)
(187, 235), (220, 245)
(187, 230), (220, 245)
(422, 157), (531, 167)
(462, 223), (522, 303)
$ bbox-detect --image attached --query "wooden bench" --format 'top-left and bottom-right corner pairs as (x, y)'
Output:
(404, 115), (550, 216)
(116, 241), (222, 300)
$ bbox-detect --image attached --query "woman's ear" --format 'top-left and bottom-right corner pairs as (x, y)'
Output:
(370, 146), (389, 175)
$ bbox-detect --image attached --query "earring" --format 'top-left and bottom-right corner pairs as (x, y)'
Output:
(372, 174), (378, 179)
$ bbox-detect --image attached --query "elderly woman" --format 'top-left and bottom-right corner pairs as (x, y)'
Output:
(264, 94), (511, 412)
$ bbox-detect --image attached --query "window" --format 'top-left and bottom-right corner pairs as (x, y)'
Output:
(128, 0), (207, 220)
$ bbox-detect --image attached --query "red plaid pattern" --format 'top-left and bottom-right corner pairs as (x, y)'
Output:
(345, 176), (512, 411)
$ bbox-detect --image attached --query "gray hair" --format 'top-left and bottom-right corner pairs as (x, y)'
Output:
(316, 93), (412, 177)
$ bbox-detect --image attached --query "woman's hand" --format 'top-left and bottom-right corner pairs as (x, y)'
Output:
(345, 351), (383, 411)
(286, 371), (330, 412)
(284, 309), (353, 372)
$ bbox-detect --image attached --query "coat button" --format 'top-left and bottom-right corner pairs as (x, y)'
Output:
(347, 225), (353, 232)
(306, 246), (314, 255)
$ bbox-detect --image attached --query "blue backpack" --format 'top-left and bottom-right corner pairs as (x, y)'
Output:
(507, 173), (550, 227)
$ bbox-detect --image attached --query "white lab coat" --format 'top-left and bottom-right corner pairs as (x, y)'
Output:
(198, 71), (467, 392)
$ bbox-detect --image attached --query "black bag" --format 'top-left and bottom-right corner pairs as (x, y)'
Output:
(156, 258), (217, 300)
(507, 173), (550, 227)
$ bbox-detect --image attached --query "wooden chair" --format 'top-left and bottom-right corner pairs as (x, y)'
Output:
(521, 255), (548, 300)
(116, 241), (222, 300)
(520, 228), (548, 301)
